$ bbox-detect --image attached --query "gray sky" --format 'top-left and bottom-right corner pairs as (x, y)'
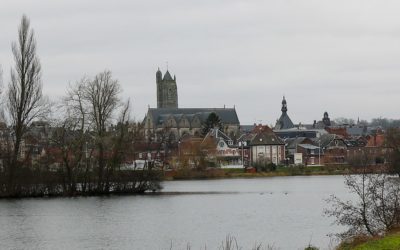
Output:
(1, 0), (400, 125)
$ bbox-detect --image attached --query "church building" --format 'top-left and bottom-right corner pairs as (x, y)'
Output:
(156, 68), (178, 108)
(143, 69), (240, 142)
(274, 96), (295, 130)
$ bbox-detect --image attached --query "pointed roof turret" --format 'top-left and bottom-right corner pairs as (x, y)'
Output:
(156, 68), (162, 82)
(163, 70), (174, 81)
(275, 96), (294, 130)
(322, 111), (331, 127)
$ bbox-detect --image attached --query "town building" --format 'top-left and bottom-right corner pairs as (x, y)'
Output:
(241, 125), (285, 166)
(144, 69), (240, 142)
(313, 134), (347, 164)
(203, 128), (249, 168)
(273, 97), (327, 139)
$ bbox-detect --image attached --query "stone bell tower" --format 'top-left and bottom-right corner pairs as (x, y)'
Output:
(156, 68), (178, 108)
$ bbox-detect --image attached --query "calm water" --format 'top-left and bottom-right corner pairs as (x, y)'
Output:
(0, 176), (354, 250)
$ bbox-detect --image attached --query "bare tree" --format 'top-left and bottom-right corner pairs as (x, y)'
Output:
(82, 70), (121, 192)
(103, 99), (130, 191)
(325, 172), (400, 239)
(386, 128), (400, 176)
(50, 72), (161, 196)
(6, 15), (48, 195)
(50, 78), (90, 195)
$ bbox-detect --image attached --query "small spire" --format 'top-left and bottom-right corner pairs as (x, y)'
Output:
(281, 96), (287, 113)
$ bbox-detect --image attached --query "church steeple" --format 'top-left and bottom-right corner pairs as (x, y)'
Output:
(156, 68), (178, 108)
(281, 96), (287, 113)
(275, 96), (294, 130)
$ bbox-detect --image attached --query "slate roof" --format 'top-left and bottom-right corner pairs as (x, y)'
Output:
(146, 108), (240, 126)
(250, 131), (285, 146)
(274, 128), (328, 139)
(313, 134), (346, 148)
(163, 71), (174, 81)
(346, 127), (366, 137)
(240, 124), (257, 133)
(275, 112), (294, 130)
(285, 137), (309, 149)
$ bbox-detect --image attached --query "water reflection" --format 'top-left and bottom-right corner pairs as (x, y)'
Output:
(0, 176), (351, 250)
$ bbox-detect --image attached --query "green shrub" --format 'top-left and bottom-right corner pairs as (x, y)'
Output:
(254, 161), (277, 172)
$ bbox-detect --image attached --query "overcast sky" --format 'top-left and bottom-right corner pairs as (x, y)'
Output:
(1, 0), (400, 125)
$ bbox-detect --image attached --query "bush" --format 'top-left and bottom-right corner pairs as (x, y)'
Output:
(254, 161), (277, 172)
(325, 172), (400, 239)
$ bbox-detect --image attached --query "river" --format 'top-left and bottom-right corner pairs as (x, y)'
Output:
(0, 175), (354, 250)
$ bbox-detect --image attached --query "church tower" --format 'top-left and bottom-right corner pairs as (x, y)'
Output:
(274, 96), (295, 130)
(322, 111), (331, 127)
(156, 68), (178, 108)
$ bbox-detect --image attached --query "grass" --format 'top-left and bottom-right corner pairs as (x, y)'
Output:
(223, 165), (350, 178)
(169, 235), (318, 250)
(338, 231), (400, 250)
(164, 165), (351, 180)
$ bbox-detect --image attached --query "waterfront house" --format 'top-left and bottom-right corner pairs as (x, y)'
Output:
(248, 125), (285, 166)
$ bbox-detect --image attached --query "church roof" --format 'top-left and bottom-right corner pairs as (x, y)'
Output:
(275, 113), (294, 130)
(146, 108), (240, 126)
(163, 71), (174, 81)
(275, 96), (294, 130)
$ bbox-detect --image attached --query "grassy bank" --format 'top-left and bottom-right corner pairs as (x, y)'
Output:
(228, 165), (349, 177)
(337, 231), (400, 250)
(164, 165), (351, 180)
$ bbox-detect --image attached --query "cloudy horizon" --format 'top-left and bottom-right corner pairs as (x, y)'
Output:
(1, 0), (400, 125)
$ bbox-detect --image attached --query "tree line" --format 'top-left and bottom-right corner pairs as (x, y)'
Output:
(334, 117), (400, 129)
(0, 15), (161, 198)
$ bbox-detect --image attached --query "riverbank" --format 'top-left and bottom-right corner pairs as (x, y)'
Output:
(163, 165), (364, 180)
(337, 231), (400, 250)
